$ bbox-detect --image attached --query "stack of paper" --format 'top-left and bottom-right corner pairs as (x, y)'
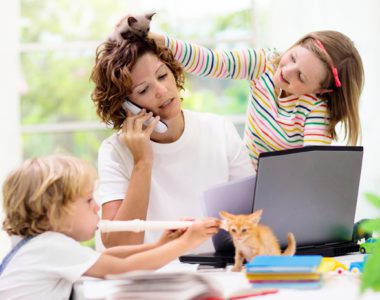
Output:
(245, 255), (323, 289)
(81, 271), (223, 300)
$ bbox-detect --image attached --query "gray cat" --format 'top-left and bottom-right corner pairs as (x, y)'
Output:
(109, 13), (155, 44)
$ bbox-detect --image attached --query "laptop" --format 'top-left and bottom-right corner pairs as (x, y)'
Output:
(180, 146), (363, 267)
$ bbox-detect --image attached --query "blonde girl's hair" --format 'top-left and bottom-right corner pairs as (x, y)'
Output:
(274, 30), (364, 145)
(2, 155), (97, 237)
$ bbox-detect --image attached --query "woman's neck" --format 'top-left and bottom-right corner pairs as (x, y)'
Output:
(150, 110), (185, 143)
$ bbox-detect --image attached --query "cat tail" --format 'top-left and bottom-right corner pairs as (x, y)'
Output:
(282, 233), (296, 255)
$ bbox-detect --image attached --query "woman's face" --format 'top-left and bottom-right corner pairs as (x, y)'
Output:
(128, 53), (181, 121)
(273, 45), (328, 96)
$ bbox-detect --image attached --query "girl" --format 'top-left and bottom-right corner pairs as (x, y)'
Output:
(149, 30), (364, 169)
(0, 155), (220, 299)
(90, 33), (254, 250)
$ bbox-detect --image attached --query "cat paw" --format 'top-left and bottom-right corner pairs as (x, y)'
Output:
(231, 266), (242, 272)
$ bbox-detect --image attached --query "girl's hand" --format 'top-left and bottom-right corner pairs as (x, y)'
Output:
(181, 218), (221, 249)
(119, 110), (160, 164)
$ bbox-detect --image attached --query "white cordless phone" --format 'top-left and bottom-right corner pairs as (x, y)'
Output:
(122, 100), (168, 133)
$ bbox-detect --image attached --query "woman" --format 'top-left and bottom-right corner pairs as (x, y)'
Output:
(90, 33), (254, 252)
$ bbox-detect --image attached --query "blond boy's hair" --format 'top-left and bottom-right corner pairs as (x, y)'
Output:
(2, 155), (97, 237)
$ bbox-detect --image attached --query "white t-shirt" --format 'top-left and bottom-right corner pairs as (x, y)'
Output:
(97, 110), (255, 252)
(0, 232), (100, 300)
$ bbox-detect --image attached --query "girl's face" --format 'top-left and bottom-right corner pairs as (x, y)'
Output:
(60, 182), (99, 242)
(273, 45), (328, 96)
(128, 53), (182, 121)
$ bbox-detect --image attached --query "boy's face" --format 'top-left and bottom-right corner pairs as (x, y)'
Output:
(60, 182), (100, 242)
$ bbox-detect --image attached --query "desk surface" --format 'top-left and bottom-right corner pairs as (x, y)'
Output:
(74, 254), (380, 300)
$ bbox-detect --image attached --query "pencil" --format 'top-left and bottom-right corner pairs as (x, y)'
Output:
(229, 289), (278, 299)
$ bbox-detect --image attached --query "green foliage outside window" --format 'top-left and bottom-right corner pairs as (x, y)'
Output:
(360, 193), (380, 293)
(20, 0), (252, 164)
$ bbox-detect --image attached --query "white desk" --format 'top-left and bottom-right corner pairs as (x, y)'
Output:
(74, 254), (380, 300)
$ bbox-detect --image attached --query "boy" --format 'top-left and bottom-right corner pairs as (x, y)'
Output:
(0, 155), (220, 299)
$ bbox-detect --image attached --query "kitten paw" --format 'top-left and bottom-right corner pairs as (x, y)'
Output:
(231, 266), (242, 272)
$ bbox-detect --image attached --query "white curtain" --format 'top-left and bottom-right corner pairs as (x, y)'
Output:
(0, 0), (20, 257)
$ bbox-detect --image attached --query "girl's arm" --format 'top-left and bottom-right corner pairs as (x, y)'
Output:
(303, 100), (333, 146)
(149, 32), (269, 81)
(85, 219), (220, 278)
(101, 112), (159, 247)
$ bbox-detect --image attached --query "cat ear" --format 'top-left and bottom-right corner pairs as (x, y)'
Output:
(145, 12), (156, 20)
(249, 209), (263, 224)
(219, 211), (233, 220)
(127, 16), (138, 27)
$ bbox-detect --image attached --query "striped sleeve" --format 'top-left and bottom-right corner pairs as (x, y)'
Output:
(303, 100), (332, 145)
(165, 35), (268, 80)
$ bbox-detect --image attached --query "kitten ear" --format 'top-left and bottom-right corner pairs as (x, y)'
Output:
(249, 209), (263, 224)
(219, 210), (233, 220)
(127, 16), (138, 27)
(145, 12), (156, 20)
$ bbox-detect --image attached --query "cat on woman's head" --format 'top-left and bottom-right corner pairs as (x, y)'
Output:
(220, 210), (296, 272)
(109, 12), (155, 44)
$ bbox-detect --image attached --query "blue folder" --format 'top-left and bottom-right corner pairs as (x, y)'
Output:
(246, 255), (322, 273)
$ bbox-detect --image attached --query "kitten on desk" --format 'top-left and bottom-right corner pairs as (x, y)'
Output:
(109, 12), (155, 44)
(220, 210), (296, 272)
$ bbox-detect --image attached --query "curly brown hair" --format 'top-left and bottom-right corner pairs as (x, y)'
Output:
(90, 33), (185, 130)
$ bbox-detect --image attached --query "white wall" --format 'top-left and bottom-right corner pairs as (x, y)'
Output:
(0, 0), (21, 257)
(258, 0), (380, 221)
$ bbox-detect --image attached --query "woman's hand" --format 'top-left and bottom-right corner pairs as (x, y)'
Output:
(119, 110), (160, 165)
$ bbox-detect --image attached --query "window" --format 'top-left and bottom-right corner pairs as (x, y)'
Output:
(20, 0), (254, 164)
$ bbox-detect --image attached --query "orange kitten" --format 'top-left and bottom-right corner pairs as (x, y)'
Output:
(220, 210), (296, 272)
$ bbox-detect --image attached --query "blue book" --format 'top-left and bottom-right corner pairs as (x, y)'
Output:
(246, 255), (322, 273)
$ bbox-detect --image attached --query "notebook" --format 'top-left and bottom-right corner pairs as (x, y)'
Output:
(180, 146), (363, 267)
(245, 255), (323, 273)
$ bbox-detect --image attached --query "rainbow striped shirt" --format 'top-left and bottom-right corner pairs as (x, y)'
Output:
(165, 37), (332, 169)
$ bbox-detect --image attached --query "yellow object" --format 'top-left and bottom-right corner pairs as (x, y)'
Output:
(318, 257), (348, 274)
(246, 273), (321, 281)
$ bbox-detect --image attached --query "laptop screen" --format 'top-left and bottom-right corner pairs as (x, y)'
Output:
(253, 146), (363, 247)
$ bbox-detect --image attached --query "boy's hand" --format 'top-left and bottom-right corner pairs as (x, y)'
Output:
(156, 217), (194, 246)
(156, 229), (184, 246)
(182, 218), (221, 249)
